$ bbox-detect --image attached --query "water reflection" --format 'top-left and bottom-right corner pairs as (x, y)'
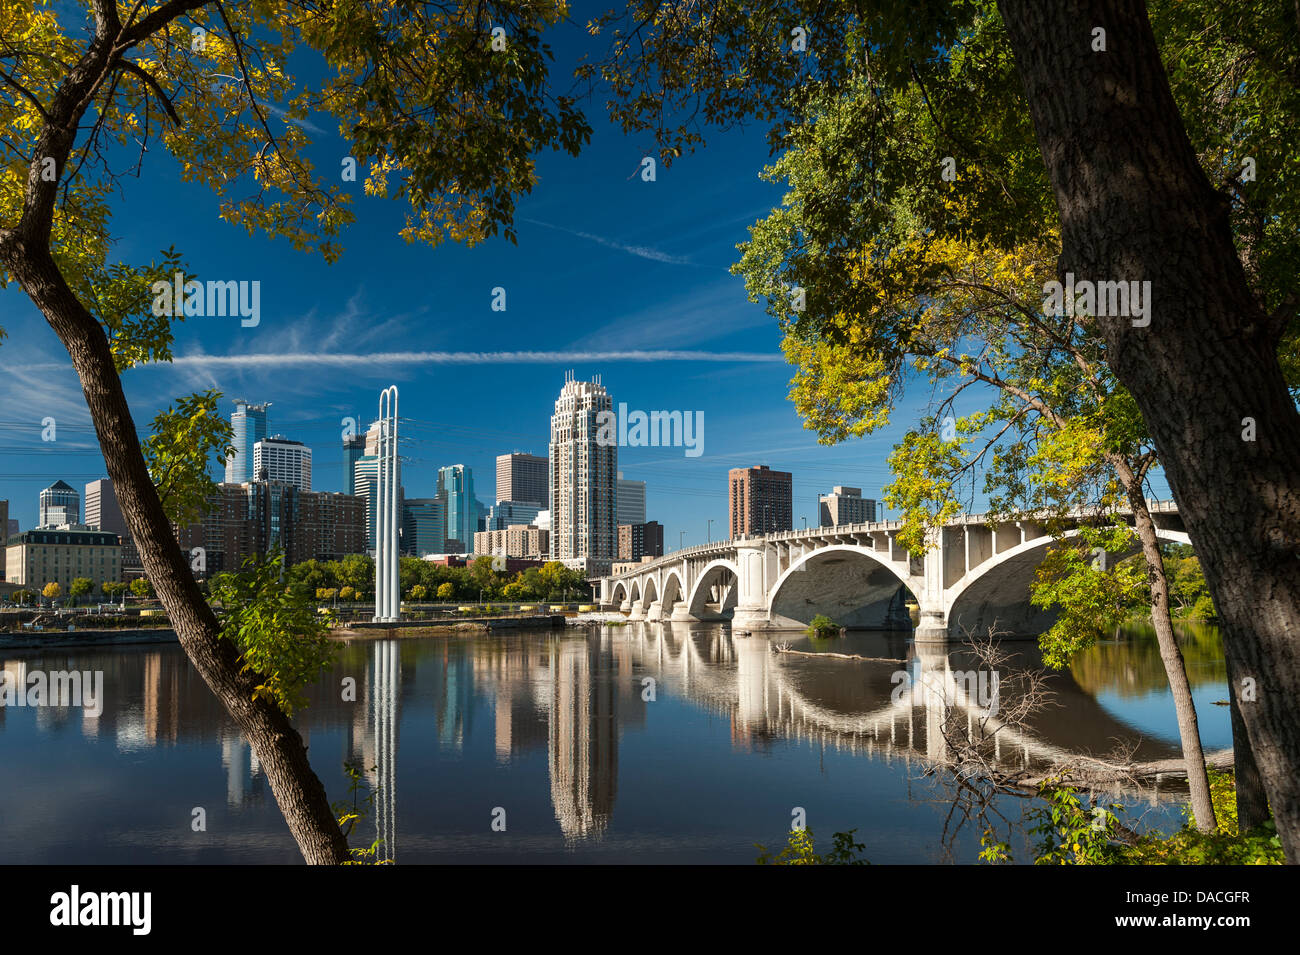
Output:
(0, 622), (1228, 863)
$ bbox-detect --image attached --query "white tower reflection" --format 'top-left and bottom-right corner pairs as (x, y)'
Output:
(370, 639), (400, 861)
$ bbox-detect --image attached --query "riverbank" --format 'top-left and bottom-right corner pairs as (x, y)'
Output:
(0, 627), (178, 651)
(333, 614), (566, 640)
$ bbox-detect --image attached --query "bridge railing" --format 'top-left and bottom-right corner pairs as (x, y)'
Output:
(603, 500), (1181, 579)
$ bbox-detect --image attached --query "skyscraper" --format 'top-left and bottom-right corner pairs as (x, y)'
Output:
(402, 498), (446, 557)
(616, 473), (646, 526)
(343, 433), (366, 495)
(728, 465), (793, 538)
(225, 399), (270, 484)
(549, 373), (617, 563)
(39, 480), (80, 527)
(253, 436), (312, 491)
(438, 465), (480, 553)
(355, 420), (401, 552)
(496, 452), (548, 507)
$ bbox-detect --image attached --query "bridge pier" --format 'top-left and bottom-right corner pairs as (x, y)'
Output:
(670, 604), (698, 623)
(646, 600), (664, 622)
(914, 610), (948, 642)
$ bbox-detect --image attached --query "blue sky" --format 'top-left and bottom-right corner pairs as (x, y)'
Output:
(0, 9), (1167, 543)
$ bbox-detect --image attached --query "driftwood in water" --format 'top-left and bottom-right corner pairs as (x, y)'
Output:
(1007, 749), (1235, 791)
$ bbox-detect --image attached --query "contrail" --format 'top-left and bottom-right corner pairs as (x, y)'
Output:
(165, 349), (782, 368)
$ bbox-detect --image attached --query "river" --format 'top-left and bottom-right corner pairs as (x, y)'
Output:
(0, 621), (1229, 863)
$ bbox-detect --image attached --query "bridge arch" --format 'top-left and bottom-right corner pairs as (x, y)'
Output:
(659, 569), (686, 617)
(639, 575), (659, 612)
(767, 545), (917, 630)
(686, 559), (740, 620)
(609, 580), (630, 607)
(946, 525), (1192, 636)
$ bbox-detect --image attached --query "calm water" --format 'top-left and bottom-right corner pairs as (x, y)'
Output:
(0, 622), (1229, 864)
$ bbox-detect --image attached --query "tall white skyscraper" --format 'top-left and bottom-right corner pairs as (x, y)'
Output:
(549, 373), (617, 562)
(253, 436), (312, 491)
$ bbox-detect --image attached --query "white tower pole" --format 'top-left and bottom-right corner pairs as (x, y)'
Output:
(374, 388), (388, 621)
(389, 388), (400, 620)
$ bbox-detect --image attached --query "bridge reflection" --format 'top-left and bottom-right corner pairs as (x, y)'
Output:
(337, 623), (1200, 851)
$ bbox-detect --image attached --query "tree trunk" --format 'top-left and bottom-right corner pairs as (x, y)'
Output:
(1226, 652), (1272, 829)
(999, 0), (1300, 862)
(1, 239), (350, 865)
(1121, 481), (1216, 831)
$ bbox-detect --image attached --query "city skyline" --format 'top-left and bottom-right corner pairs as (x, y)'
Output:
(0, 80), (1000, 547)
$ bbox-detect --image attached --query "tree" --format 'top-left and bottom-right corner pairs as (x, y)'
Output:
(101, 581), (125, 600)
(0, 0), (587, 864)
(129, 577), (152, 599)
(731, 45), (1219, 830)
(69, 577), (93, 606)
(591, 0), (1300, 857)
(436, 582), (455, 601)
(42, 581), (60, 602)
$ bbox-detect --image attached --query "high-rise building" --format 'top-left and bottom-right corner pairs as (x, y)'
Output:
(549, 373), (618, 565)
(0, 499), (7, 580)
(728, 465), (792, 538)
(174, 483), (365, 574)
(616, 473), (646, 526)
(84, 479), (128, 536)
(354, 419), (402, 552)
(343, 433), (366, 495)
(225, 400), (270, 484)
(496, 452), (548, 507)
(818, 486), (876, 527)
(486, 500), (541, 530)
(39, 480), (80, 528)
(402, 498), (446, 557)
(438, 465), (481, 554)
(84, 478), (141, 576)
(253, 436), (312, 491)
(618, 521), (663, 560)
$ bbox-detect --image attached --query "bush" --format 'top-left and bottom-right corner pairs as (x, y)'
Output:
(806, 614), (840, 637)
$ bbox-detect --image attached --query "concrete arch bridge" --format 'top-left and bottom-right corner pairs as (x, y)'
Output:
(598, 503), (1188, 638)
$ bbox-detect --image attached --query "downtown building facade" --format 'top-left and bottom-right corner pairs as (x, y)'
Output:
(402, 498), (446, 557)
(496, 453), (548, 507)
(728, 465), (793, 538)
(38, 480), (80, 528)
(4, 527), (121, 593)
(84, 478), (142, 578)
(617, 521), (663, 560)
(616, 474), (646, 526)
(224, 399), (270, 484)
(549, 374), (618, 574)
(253, 436), (312, 491)
(818, 486), (877, 527)
(174, 482), (365, 575)
(474, 524), (550, 560)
